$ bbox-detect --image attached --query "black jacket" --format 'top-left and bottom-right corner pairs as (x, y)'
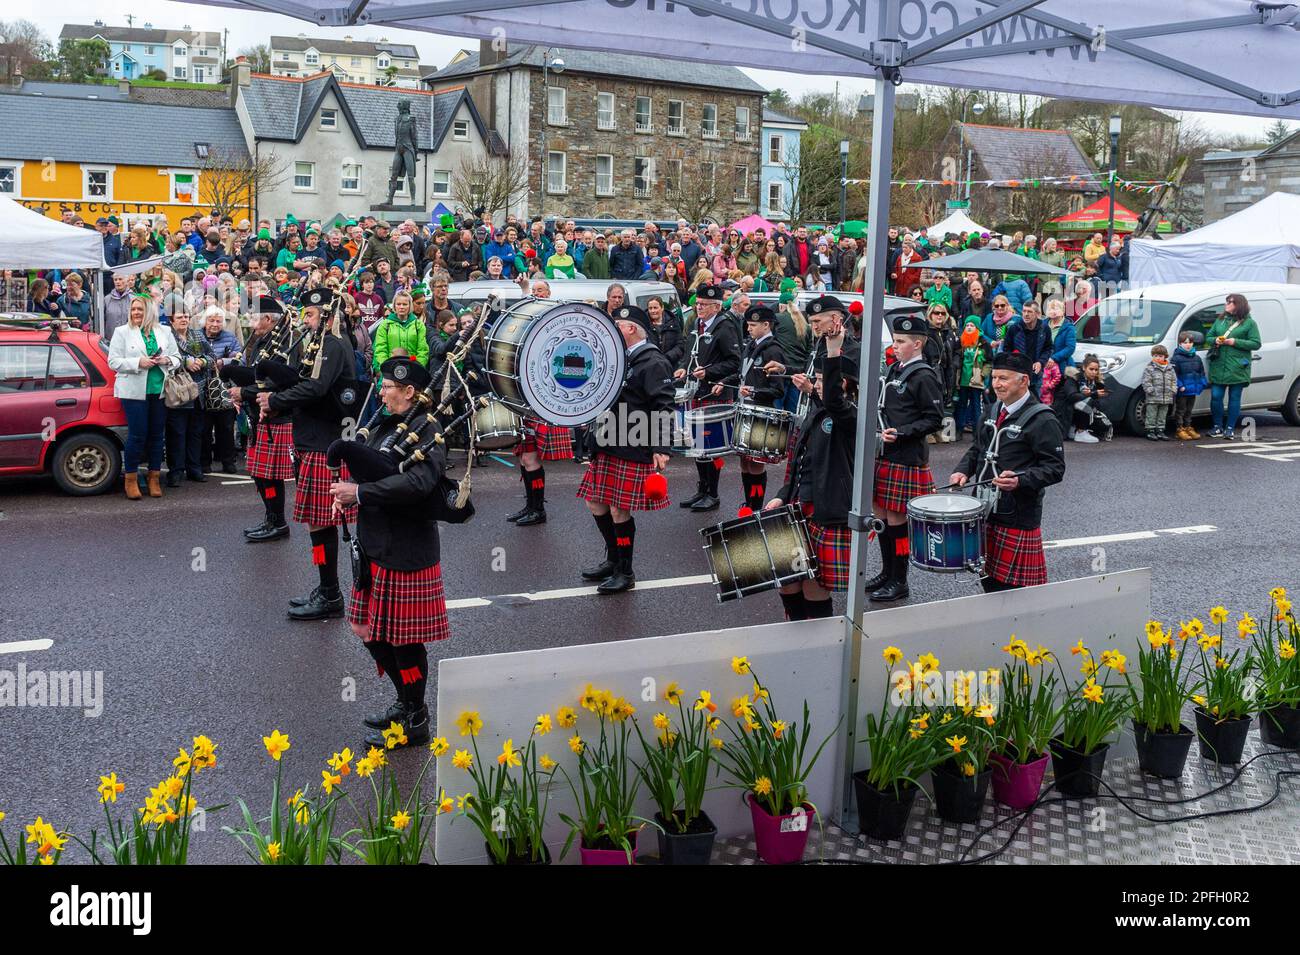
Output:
(879, 358), (945, 467)
(609, 243), (644, 280)
(269, 331), (358, 453)
(355, 414), (444, 571)
(923, 324), (960, 398)
(677, 314), (741, 385)
(447, 241), (482, 282)
(777, 355), (857, 526)
(238, 328), (296, 429)
(649, 312), (685, 367)
(955, 397), (1066, 530)
(589, 341), (676, 463)
(723, 334), (785, 406)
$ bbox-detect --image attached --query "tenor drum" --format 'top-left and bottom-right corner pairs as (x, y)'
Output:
(472, 398), (522, 451)
(681, 403), (736, 460)
(906, 493), (987, 574)
(733, 405), (795, 463)
(484, 298), (626, 427)
(700, 504), (817, 602)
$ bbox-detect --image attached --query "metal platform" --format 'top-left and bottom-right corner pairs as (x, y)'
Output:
(712, 737), (1300, 865)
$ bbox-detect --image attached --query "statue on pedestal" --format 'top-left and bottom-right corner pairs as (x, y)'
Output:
(385, 100), (419, 206)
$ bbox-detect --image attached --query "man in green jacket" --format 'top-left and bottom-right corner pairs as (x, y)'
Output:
(359, 221), (401, 275)
(580, 233), (612, 279)
(1206, 292), (1262, 440)
(372, 291), (431, 370)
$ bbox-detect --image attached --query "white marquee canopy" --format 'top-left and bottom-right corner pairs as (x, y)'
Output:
(0, 196), (106, 271)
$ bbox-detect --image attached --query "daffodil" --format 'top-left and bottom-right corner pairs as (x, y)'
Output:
(355, 756), (376, 778)
(1270, 586), (1288, 602)
(883, 645), (903, 666)
(613, 698), (636, 721)
(97, 773), (125, 804)
(556, 706), (577, 728)
(731, 656), (751, 675)
(664, 682), (683, 705)
(771, 720), (787, 740)
(262, 730), (291, 761)
(321, 769), (342, 794)
(452, 749), (473, 770)
(265, 842), (281, 862)
(695, 690), (718, 713)
(1275, 597), (1293, 620)
(580, 684), (601, 712)
(367, 745), (387, 767)
(945, 735), (967, 754)
(910, 713), (930, 730)
(173, 747), (192, 777)
(391, 810), (411, 830)
(534, 713), (553, 736)
(975, 702), (996, 726)
(752, 683), (769, 702)
(568, 734), (584, 755)
(191, 735), (217, 772)
(328, 748), (353, 775)
(652, 712), (671, 730)
(437, 791), (455, 814)
(1101, 650), (1127, 674)
(1215, 655), (1229, 670)
(456, 711), (483, 737)
(382, 722), (408, 750)
(1081, 679), (1103, 703)
(288, 789), (303, 807)
(161, 776), (184, 800)
(1280, 640), (1296, 661)
(295, 803), (309, 825)
(917, 652), (940, 673)
(539, 754), (557, 771)
(753, 776), (773, 796)
(1210, 606), (1229, 625)
(498, 738), (522, 767)
(428, 737), (449, 757)
(730, 696), (753, 719)
(711, 737), (724, 750)
(457, 793), (472, 811)
(1237, 613), (1258, 639)
(960, 762), (976, 777)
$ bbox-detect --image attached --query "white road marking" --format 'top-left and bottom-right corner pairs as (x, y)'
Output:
(0, 639), (54, 655)
(1195, 439), (1300, 462)
(1042, 524), (1217, 550)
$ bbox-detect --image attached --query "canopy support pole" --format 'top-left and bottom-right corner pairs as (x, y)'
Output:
(837, 0), (900, 824)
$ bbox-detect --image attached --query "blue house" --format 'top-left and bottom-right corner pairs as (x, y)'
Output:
(60, 22), (224, 84)
(760, 107), (808, 223)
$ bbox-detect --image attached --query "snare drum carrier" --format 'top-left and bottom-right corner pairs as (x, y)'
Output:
(875, 359), (936, 459)
(972, 400), (1056, 516)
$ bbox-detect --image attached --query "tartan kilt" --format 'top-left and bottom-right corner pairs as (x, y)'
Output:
(577, 452), (669, 511)
(873, 461), (935, 513)
(348, 561), (450, 646)
(803, 506), (850, 593)
(516, 418), (574, 460)
(291, 450), (358, 527)
(246, 420), (295, 481)
(984, 523), (1048, 587)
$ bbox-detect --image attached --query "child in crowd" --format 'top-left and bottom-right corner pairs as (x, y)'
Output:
(1038, 358), (1061, 407)
(371, 290), (430, 371)
(1170, 332), (1208, 440)
(353, 272), (386, 331)
(954, 319), (991, 436)
(1140, 344), (1177, 441)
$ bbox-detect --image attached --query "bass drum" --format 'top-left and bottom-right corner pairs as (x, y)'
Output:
(484, 298), (627, 428)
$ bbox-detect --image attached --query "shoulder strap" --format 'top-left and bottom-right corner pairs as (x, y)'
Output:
(894, 360), (940, 387)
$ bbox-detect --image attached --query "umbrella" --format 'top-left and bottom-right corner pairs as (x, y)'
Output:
(901, 248), (1071, 276)
(833, 220), (869, 239)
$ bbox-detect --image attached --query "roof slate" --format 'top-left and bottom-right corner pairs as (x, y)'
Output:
(960, 124), (1097, 186)
(271, 35), (420, 59)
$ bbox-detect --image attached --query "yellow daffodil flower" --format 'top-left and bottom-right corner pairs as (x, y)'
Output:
(753, 776), (773, 796)
(557, 706), (577, 728)
(960, 762), (976, 777)
(287, 789), (303, 807)
(262, 730), (291, 762)
(1237, 613), (1258, 639)
(580, 683), (601, 712)
(664, 682), (683, 705)
(945, 735), (967, 754)
(1275, 597), (1293, 620)
(456, 711), (483, 737)
(1191, 694), (1208, 708)
(452, 749), (472, 770)
(1270, 586), (1287, 602)
(569, 734), (585, 755)
(940, 712), (954, 724)
(173, 747), (192, 778)
(1215, 655), (1230, 670)
(883, 646), (903, 666)
(711, 737), (724, 750)
(614, 699), (636, 721)
(162, 776), (184, 800)
(730, 696), (753, 719)
(653, 712), (671, 730)
(744, 717), (761, 734)
(534, 714), (553, 736)
(1081, 679), (1103, 703)
(695, 690), (718, 713)
(391, 810), (411, 830)
(1210, 606), (1229, 625)
(910, 713), (930, 730)
(437, 792), (454, 814)
(1102, 650), (1127, 674)
(265, 842), (281, 862)
(97, 773), (125, 804)
(1280, 640), (1296, 660)
(771, 720), (787, 740)
(976, 702), (997, 726)
(753, 683), (769, 702)
(457, 793), (472, 811)
(328, 748), (353, 775)
(918, 652), (940, 673)
(191, 736), (217, 772)
(295, 803), (309, 826)
(321, 769), (342, 794)
(382, 722), (408, 750)
(731, 656), (751, 675)
(497, 739), (522, 767)
(355, 757), (376, 778)
(540, 754), (557, 771)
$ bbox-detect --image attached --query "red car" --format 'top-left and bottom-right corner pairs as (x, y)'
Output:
(0, 316), (127, 495)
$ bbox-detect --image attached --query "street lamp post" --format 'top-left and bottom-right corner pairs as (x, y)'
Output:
(538, 49), (564, 223)
(958, 98), (984, 202)
(1106, 113), (1123, 247)
(839, 139), (850, 224)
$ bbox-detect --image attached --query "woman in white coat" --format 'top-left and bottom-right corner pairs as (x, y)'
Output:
(108, 295), (181, 499)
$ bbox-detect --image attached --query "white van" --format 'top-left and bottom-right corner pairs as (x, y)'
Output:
(1071, 282), (1300, 432)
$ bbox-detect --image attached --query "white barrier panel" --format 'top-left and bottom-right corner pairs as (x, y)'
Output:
(434, 617), (847, 865)
(851, 569), (1153, 775)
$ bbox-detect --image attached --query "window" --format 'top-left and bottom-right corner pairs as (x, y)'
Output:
(667, 100), (684, 135)
(432, 170), (451, 197)
(47, 347), (88, 390)
(547, 151), (567, 193)
(702, 104), (718, 138)
(735, 106), (750, 141)
(341, 163), (362, 193)
(83, 167), (112, 200)
(174, 46), (186, 58)
(193, 67), (205, 83)
(378, 55), (390, 68)
(351, 57), (361, 67)
(453, 119), (469, 140)
(293, 161), (315, 191)
(547, 86), (566, 125)
(733, 164), (748, 200)
(170, 172), (198, 204)
(173, 66), (187, 79)
(597, 92), (616, 130)
(768, 133), (784, 164)
(320, 108), (338, 130)
(280, 51), (290, 61)
(199, 48), (209, 57)
(595, 155), (614, 196)
(146, 45), (154, 54)
(1009, 190), (1026, 219)
(634, 157), (653, 197)
(636, 96), (652, 133)
(767, 182), (783, 215)
(0, 164), (18, 196)
(0, 346), (50, 393)
(194, 143), (209, 159)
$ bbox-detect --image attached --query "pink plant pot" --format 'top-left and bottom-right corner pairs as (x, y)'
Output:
(578, 829), (638, 866)
(747, 793), (813, 865)
(989, 751), (1049, 810)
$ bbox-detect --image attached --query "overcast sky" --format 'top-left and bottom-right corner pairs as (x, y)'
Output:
(28, 0), (1277, 141)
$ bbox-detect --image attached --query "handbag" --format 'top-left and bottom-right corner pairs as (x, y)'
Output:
(341, 520), (371, 591)
(163, 368), (200, 409)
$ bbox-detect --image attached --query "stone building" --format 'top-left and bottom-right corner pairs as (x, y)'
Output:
(1201, 131), (1300, 224)
(428, 43), (765, 223)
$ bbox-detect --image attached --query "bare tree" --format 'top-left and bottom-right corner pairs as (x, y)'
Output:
(451, 152), (530, 220)
(663, 145), (726, 225)
(201, 146), (290, 222)
(236, 44), (272, 74)
(0, 19), (52, 81)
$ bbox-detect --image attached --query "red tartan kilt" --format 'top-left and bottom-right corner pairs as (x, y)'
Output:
(577, 452), (668, 511)
(804, 508), (850, 593)
(348, 562), (450, 646)
(515, 419), (574, 460)
(291, 451), (358, 527)
(873, 461), (935, 513)
(246, 420), (295, 480)
(984, 523), (1048, 587)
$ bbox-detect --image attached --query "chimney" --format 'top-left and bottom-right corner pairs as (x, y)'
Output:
(118, 79), (130, 94)
(230, 56), (251, 107)
(479, 37), (504, 67)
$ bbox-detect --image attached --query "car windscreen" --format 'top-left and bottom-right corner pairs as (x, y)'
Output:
(1075, 298), (1183, 345)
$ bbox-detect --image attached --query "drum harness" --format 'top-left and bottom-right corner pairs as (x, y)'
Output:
(973, 401), (1052, 515)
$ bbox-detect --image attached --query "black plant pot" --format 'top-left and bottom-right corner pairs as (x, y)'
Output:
(931, 761), (992, 824)
(1193, 707), (1251, 764)
(852, 770), (918, 841)
(1259, 704), (1300, 750)
(486, 840), (551, 865)
(1049, 737), (1110, 798)
(654, 811), (717, 865)
(1132, 720), (1193, 779)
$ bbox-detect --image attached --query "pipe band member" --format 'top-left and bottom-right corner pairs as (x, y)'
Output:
(765, 320), (858, 621)
(258, 286), (359, 621)
(713, 304), (785, 510)
(950, 350), (1066, 593)
(238, 296), (296, 543)
(674, 284), (740, 512)
(578, 305), (675, 595)
(508, 416), (574, 528)
(329, 357), (448, 748)
(868, 313), (946, 603)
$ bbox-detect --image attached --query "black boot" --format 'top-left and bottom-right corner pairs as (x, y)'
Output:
(690, 463), (721, 511)
(289, 585), (321, 608)
(515, 467), (547, 526)
(364, 705), (431, 748)
(869, 526), (910, 602)
(863, 527), (893, 591)
(288, 585), (344, 620)
(166, 470), (184, 488)
(581, 512), (619, 581)
(246, 522), (289, 543)
(597, 519), (636, 594)
(244, 518), (271, 537)
(507, 468), (535, 522)
(363, 699), (408, 730)
(680, 462), (709, 508)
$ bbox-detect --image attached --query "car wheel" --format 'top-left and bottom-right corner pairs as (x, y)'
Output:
(51, 432), (120, 496)
(1124, 391), (1146, 435)
(1282, 378), (1300, 427)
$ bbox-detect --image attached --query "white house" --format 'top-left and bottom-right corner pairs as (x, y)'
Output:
(269, 34), (433, 89)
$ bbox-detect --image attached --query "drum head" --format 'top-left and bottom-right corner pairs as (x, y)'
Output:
(702, 505), (814, 601)
(908, 493), (985, 519)
(492, 299), (626, 428)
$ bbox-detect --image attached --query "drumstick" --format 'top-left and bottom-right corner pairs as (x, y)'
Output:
(932, 471), (1023, 493)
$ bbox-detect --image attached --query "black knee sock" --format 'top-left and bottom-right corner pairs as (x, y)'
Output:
(365, 641), (400, 691)
(390, 643), (429, 710)
(982, 576), (1018, 594)
(530, 466), (546, 510)
(613, 517), (635, 571)
(309, 527), (339, 593)
(261, 479), (286, 525)
(886, 523), (910, 579)
(779, 591), (807, 621)
(694, 461), (711, 495)
(593, 511), (617, 559)
(742, 471), (766, 509)
(804, 596), (834, 618)
(875, 525), (893, 576)
(707, 461), (722, 496)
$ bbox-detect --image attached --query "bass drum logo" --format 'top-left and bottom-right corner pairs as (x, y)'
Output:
(521, 304), (626, 427)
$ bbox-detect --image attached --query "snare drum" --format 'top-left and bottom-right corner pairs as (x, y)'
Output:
(682, 403), (736, 460)
(484, 298), (626, 427)
(472, 398), (522, 451)
(733, 405), (795, 463)
(700, 504), (817, 602)
(906, 493), (987, 574)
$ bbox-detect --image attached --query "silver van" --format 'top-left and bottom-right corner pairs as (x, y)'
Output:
(1072, 282), (1300, 432)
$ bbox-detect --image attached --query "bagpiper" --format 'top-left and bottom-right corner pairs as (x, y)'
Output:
(234, 296), (296, 543)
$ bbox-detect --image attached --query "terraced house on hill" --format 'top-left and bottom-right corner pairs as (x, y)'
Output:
(428, 42), (766, 222)
(270, 34), (435, 89)
(59, 21), (225, 83)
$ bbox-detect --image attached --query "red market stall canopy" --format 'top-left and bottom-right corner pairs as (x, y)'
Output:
(1045, 197), (1171, 235)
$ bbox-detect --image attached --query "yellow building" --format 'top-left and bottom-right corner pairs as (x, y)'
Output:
(0, 83), (251, 231)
